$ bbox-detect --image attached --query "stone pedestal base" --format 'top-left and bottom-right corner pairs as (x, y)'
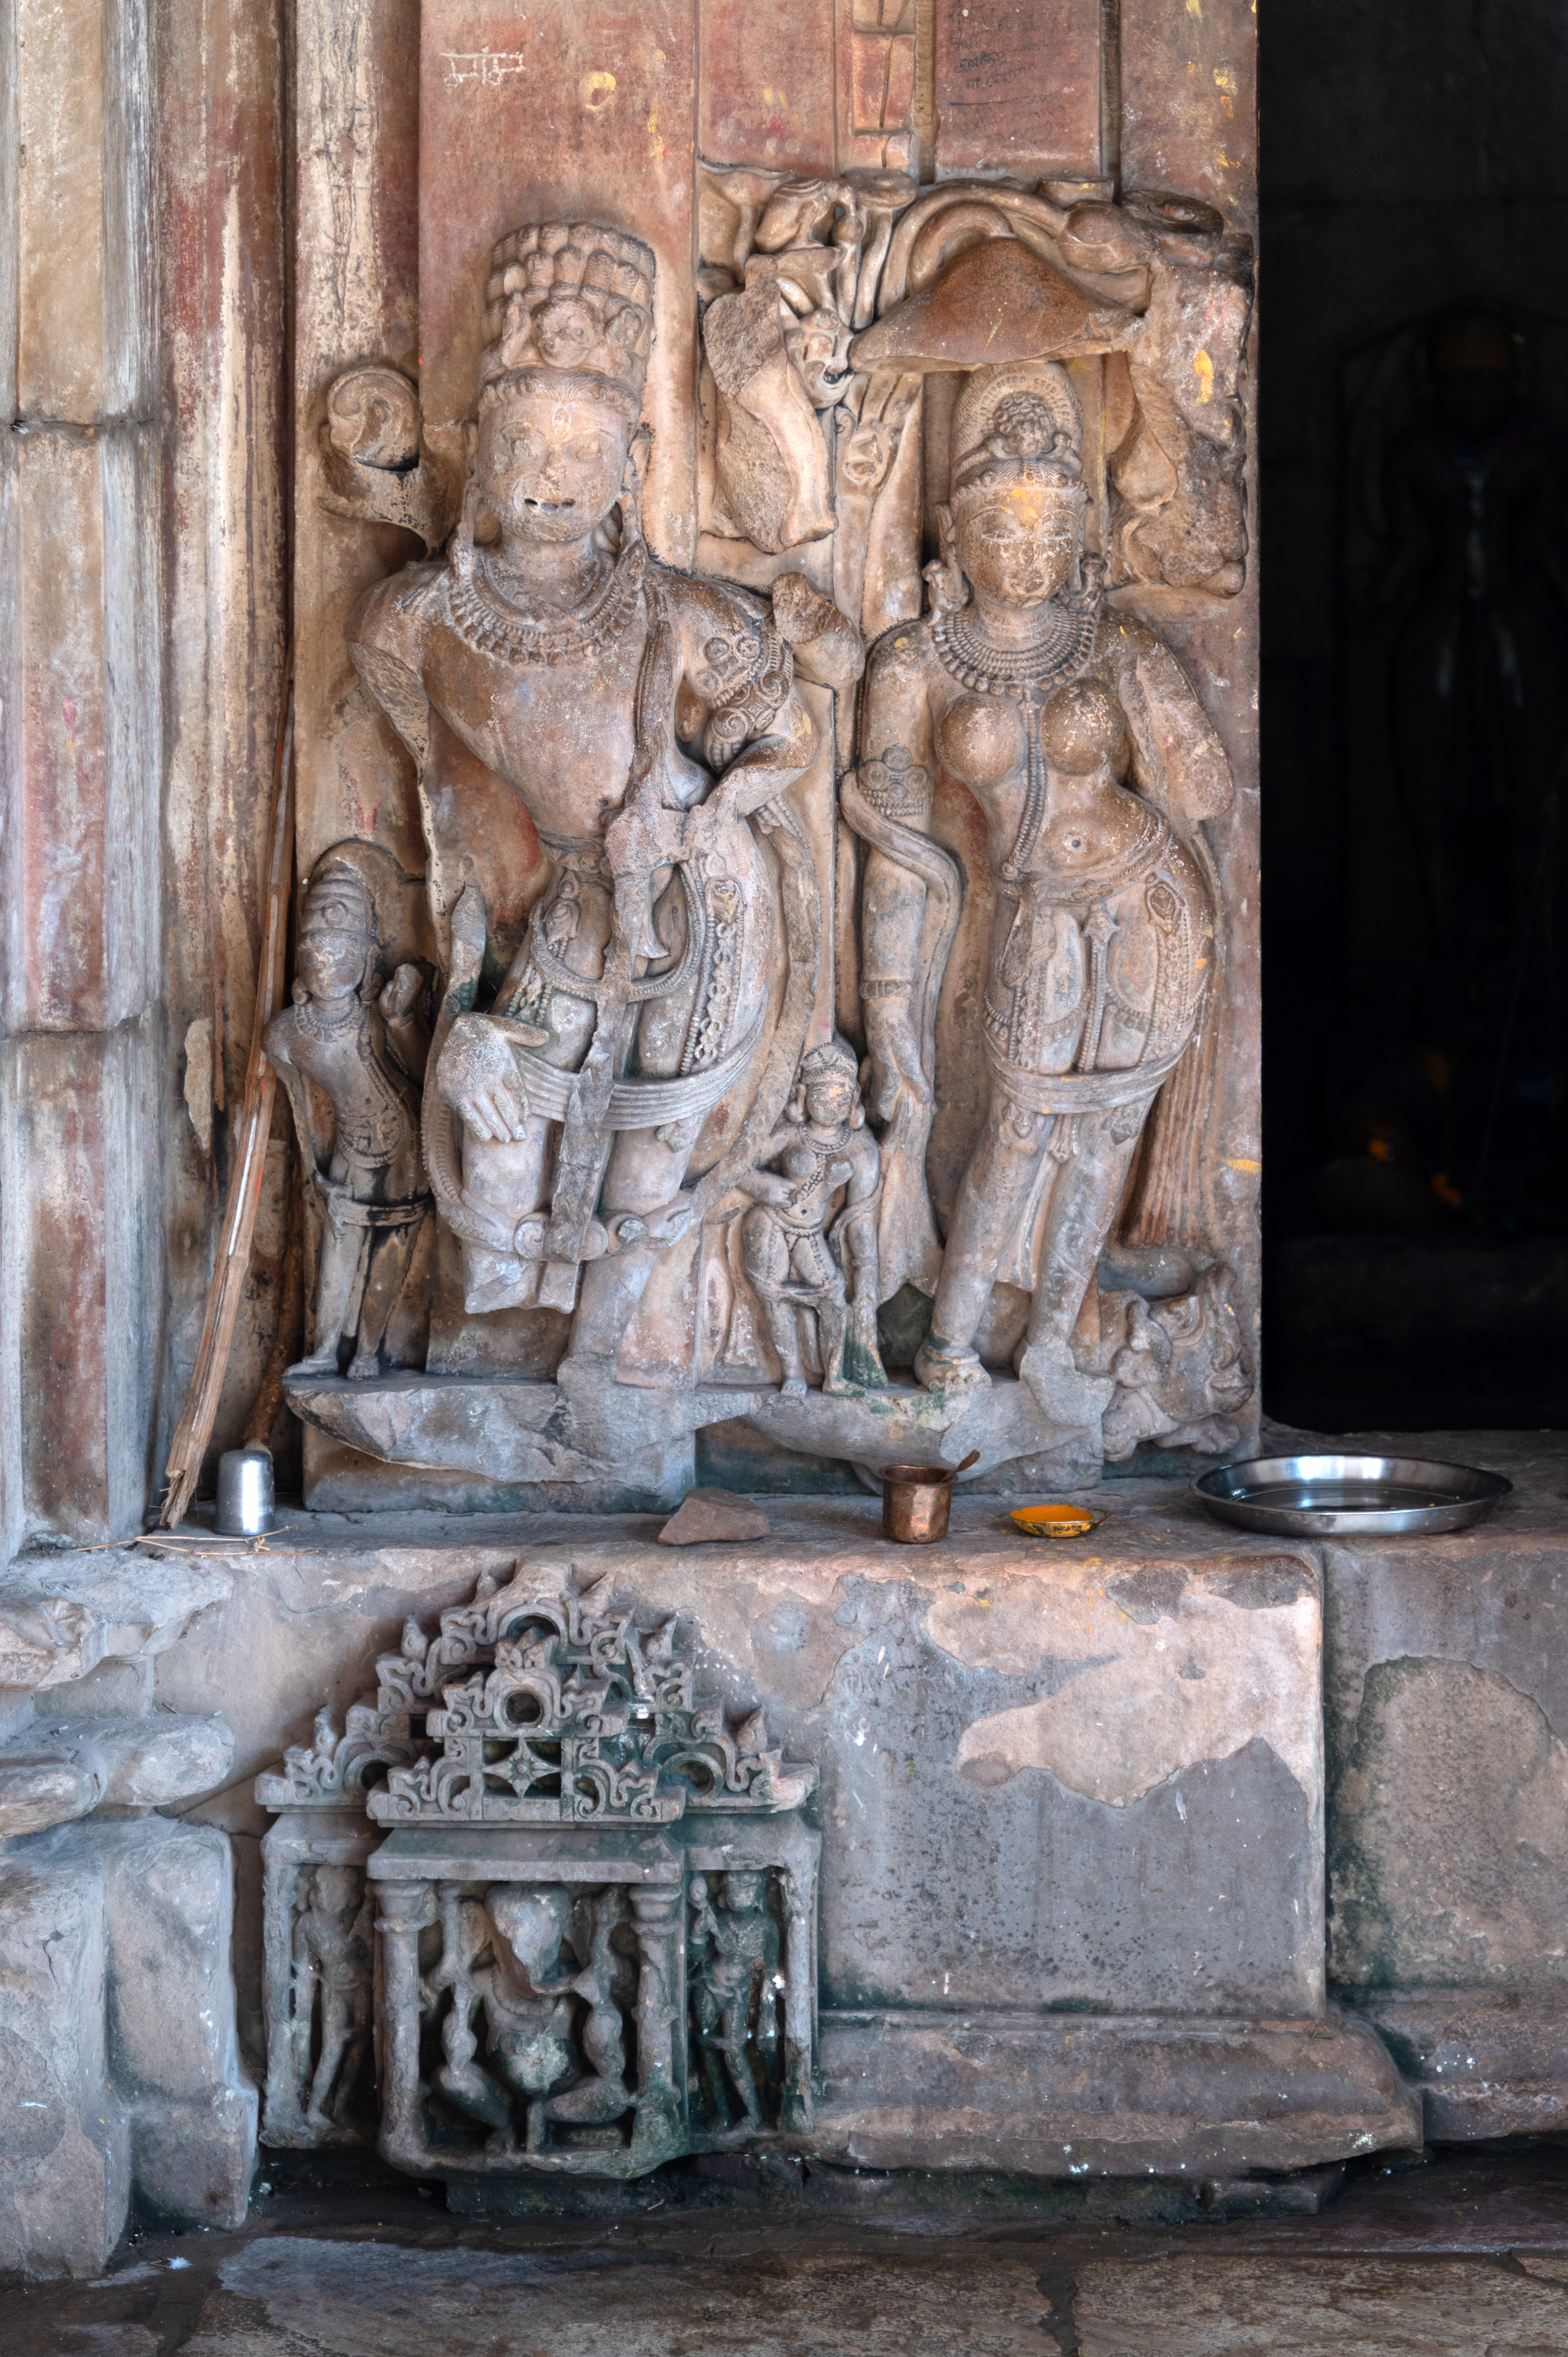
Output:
(811, 2008), (1418, 2178)
(0, 1815), (256, 2274)
(14, 1435), (1565, 2226)
(1351, 1992), (1568, 2142)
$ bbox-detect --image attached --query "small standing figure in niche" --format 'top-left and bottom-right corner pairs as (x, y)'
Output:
(265, 844), (431, 1381)
(291, 1865), (373, 2135)
(734, 1039), (886, 1396)
(688, 1870), (781, 2129)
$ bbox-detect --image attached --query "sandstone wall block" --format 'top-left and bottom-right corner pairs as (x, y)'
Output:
(0, 1809), (254, 2268)
(0, 1841), (129, 2277)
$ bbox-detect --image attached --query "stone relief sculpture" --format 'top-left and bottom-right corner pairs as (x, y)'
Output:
(349, 224), (842, 1354)
(699, 167), (919, 569)
(733, 1038), (886, 1398)
(848, 361), (1240, 1450)
(264, 845), (431, 1380)
(257, 1569), (818, 2178)
(688, 1869), (784, 2132)
(281, 168), (1255, 1505)
(289, 1866), (375, 2135)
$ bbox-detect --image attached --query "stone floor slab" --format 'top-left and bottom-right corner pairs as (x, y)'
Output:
(1073, 2251), (1568, 2354)
(179, 2238), (1060, 2357)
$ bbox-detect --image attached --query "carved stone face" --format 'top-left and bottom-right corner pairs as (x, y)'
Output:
(804, 1078), (855, 1129)
(297, 926), (367, 1001)
(955, 484), (1079, 610)
(476, 389), (633, 545)
(311, 1865), (360, 1919)
(781, 304), (853, 408)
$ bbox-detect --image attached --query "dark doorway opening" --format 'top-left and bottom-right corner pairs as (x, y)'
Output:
(1261, 0), (1568, 1429)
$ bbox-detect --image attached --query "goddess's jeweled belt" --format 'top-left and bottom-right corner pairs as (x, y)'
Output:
(981, 1030), (1188, 1116)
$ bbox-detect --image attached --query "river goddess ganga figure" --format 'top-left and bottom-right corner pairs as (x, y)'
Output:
(347, 223), (822, 1372)
(849, 360), (1235, 1433)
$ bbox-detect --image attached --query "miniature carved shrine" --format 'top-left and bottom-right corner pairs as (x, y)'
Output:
(257, 1569), (816, 2177)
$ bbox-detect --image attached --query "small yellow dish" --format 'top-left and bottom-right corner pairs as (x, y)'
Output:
(1010, 1502), (1103, 1538)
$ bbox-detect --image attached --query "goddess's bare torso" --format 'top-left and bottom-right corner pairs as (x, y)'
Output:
(861, 608), (1215, 1083)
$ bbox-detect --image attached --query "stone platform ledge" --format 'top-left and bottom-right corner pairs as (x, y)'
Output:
(1346, 1991), (1568, 2143)
(1261, 1419), (1568, 1545)
(804, 2007), (1422, 2179)
(286, 1364), (1100, 1504)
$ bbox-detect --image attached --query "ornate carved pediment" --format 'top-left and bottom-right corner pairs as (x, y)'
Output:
(257, 1572), (814, 1821)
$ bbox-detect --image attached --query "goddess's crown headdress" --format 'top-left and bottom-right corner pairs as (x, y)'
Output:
(479, 222), (656, 417)
(950, 362), (1085, 501)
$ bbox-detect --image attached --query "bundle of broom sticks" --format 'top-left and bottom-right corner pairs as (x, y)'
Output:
(159, 651), (298, 1527)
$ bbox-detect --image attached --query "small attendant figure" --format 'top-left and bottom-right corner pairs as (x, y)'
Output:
(291, 1865), (373, 2134)
(734, 1039), (886, 1396)
(264, 844), (430, 1381)
(688, 1870), (782, 2129)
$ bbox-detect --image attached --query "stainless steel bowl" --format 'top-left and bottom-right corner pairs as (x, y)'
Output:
(1192, 1452), (1511, 1538)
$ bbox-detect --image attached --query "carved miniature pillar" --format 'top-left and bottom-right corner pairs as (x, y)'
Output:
(374, 1876), (436, 2169)
(779, 1867), (817, 2133)
(628, 1883), (687, 2154)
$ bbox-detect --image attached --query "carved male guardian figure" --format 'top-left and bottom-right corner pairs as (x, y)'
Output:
(348, 224), (824, 1363)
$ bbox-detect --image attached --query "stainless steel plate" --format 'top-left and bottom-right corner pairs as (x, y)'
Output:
(1192, 1452), (1511, 1537)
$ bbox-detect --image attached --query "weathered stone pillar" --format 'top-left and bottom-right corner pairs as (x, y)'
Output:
(0, 0), (163, 1552)
(0, 0), (288, 1555)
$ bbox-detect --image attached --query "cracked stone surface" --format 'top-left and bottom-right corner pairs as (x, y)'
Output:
(154, 1489), (1331, 2028)
(0, 1713), (235, 1837)
(1073, 2251), (1568, 2353)
(175, 2239), (1059, 2357)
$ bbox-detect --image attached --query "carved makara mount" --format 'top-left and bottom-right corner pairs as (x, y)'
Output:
(258, 1571), (819, 2174)
(283, 167), (1255, 1505)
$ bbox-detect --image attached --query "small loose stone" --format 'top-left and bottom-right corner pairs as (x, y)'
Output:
(656, 1488), (771, 1545)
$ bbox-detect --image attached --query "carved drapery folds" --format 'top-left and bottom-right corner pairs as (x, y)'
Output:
(257, 1571), (819, 2175)
(279, 147), (1255, 1504)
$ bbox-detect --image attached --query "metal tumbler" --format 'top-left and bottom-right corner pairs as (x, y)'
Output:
(215, 1444), (276, 1536)
(880, 1463), (957, 1543)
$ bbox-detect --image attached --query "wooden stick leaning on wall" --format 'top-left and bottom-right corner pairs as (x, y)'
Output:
(160, 653), (296, 1527)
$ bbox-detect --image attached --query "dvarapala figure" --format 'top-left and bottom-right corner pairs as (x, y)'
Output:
(264, 844), (430, 1381)
(348, 223), (831, 1366)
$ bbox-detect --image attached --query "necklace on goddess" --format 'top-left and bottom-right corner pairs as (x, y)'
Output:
(931, 587), (1099, 702)
(448, 533), (648, 666)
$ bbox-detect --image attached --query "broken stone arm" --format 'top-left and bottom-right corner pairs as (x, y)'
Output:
(846, 656), (945, 1125)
